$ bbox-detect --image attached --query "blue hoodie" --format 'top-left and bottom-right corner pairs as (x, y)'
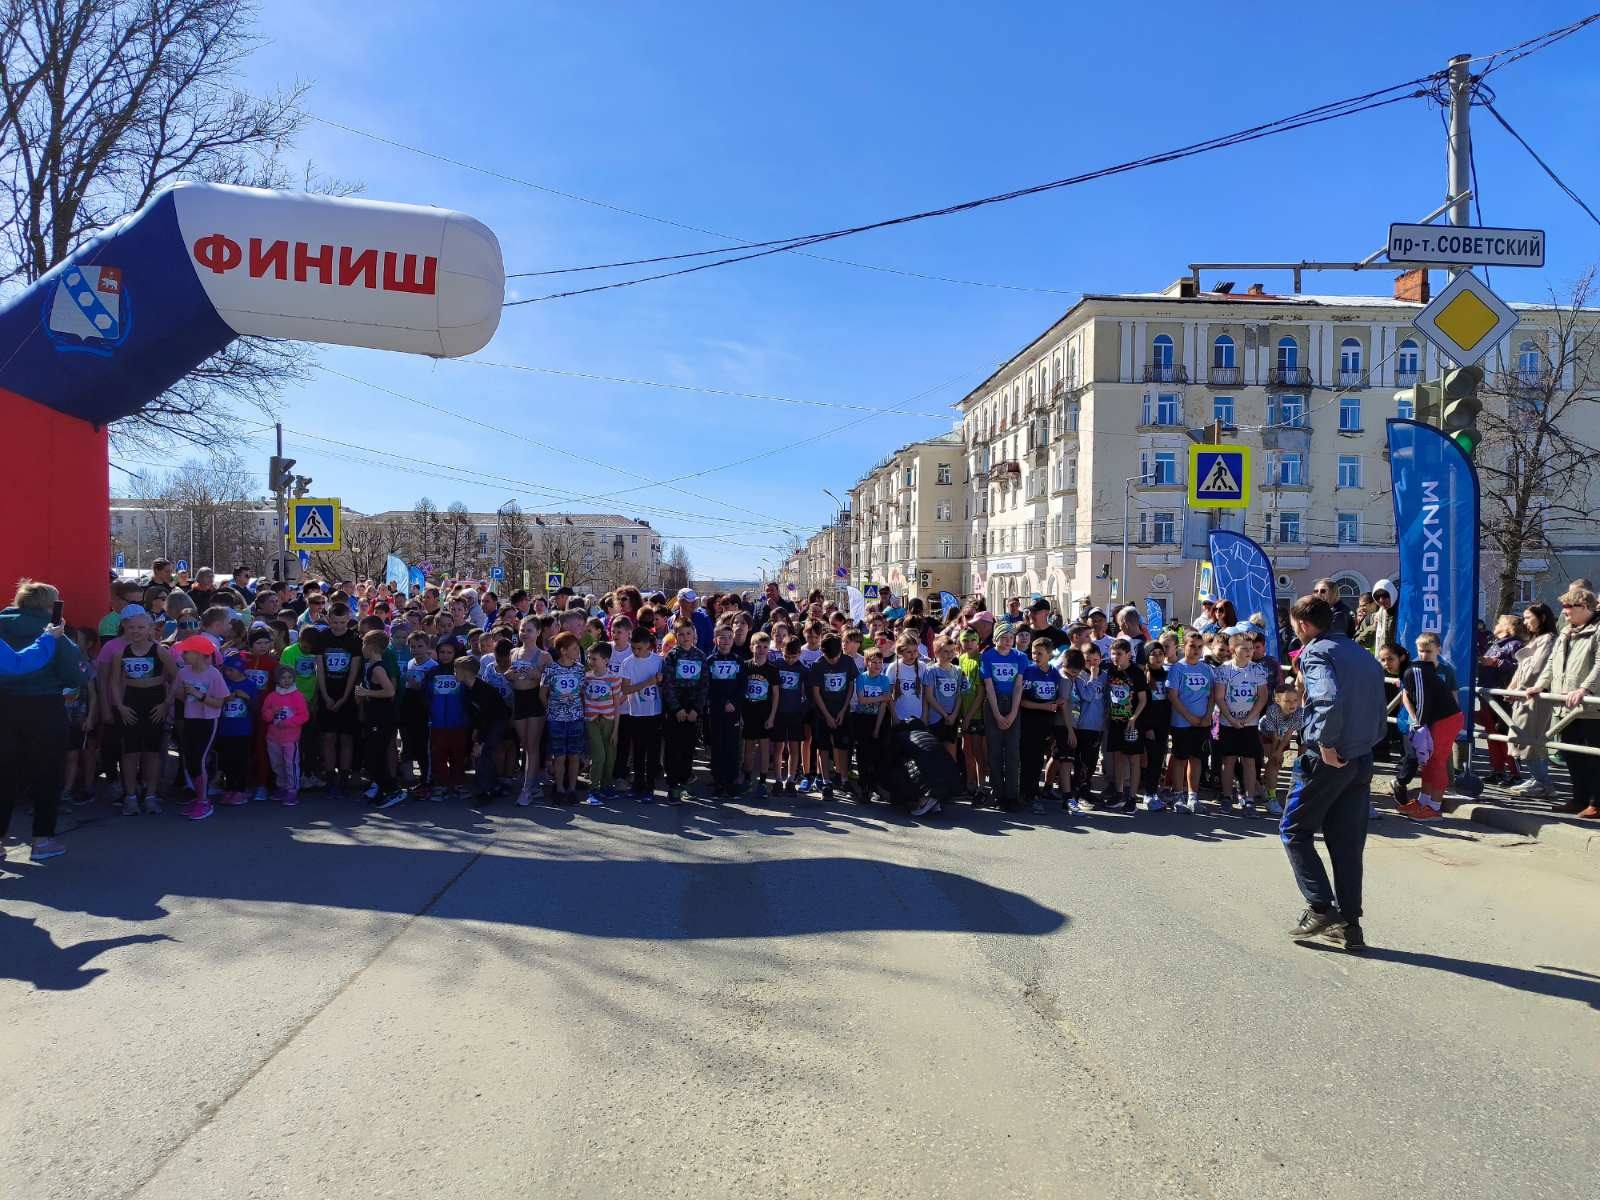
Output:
(0, 607), (83, 697)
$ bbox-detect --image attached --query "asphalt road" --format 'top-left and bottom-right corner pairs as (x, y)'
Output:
(3, 787), (1596, 1200)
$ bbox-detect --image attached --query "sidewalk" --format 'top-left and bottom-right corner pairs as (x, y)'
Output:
(1370, 754), (1600, 855)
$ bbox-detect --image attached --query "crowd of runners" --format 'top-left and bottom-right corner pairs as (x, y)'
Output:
(1, 561), (1598, 867)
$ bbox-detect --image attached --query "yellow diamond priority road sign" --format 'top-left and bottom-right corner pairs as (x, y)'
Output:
(1412, 270), (1519, 368)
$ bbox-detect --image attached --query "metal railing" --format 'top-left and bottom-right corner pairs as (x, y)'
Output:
(1476, 686), (1600, 758)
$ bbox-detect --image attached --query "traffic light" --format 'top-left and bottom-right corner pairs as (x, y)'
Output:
(291, 475), (313, 498)
(1395, 379), (1441, 426)
(269, 455), (296, 493)
(1440, 365), (1486, 455)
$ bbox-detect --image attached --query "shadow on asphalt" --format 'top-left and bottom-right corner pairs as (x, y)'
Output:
(0, 911), (171, 990)
(1298, 941), (1599, 1010)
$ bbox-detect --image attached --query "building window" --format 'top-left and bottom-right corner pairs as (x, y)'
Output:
(1277, 512), (1302, 543)
(1152, 333), (1174, 368)
(1396, 391), (1414, 421)
(1336, 512), (1359, 544)
(903, 467), (914, 487)
(1213, 395), (1234, 426)
(1337, 455), (1361, 488)
(1269, 393), (1306, 427)
(1156, 393), (1179, 425)
(1339, 337), (1362, 374)
(1276, 336), (1299, 371)
(1064, 513), (1076, 545)
(1514, 577), (1537, 605)
(1068, 403), (1080, 431)
(1067, 345), (1079, 387)
(1212, 334), (1235, 368)
(1272, 452), (1305, 485)
(936, 463), (952, 485)
(935, 500), (952, 521)
(1518, 339), (1541, 380)
(631, 533), (638, 542)
(1153, 511), (1176, 543)
(1141, 450), (1178, 485)
(1397, 338), (1420, 380)
(1339, 395), (1361, 431)
(1067, 455), (1078, 488)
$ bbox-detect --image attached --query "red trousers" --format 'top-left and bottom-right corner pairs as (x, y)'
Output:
(430, 727), (470, 786)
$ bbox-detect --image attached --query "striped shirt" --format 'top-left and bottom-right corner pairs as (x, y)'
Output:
(582, 669), (625, 721)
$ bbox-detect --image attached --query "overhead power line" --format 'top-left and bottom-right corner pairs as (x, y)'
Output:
(503, 75), (1438, 305)
(1478, 99), (1600, 230)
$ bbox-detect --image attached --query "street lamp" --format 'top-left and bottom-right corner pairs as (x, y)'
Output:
(1120, 472), (1152, 609)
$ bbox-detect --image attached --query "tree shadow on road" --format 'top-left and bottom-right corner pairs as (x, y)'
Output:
(1299, 941), (1600, 1010)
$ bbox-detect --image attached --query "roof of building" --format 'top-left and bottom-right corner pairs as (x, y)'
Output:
(358, 510), (655, 530)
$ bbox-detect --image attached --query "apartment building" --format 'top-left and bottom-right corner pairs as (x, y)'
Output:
(777, 512), (853, 599)
(849, 431), (967, 601)
(957, 277), (1599, 621)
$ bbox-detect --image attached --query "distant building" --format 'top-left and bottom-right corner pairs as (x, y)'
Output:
(848, 431), (967, 602)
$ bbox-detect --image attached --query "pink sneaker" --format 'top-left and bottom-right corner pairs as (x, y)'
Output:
(281, 791), (300, 807)
(218, 791), (248, 806)
(181, 798), (214, 821)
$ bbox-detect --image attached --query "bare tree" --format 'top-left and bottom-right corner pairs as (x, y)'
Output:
(313, 516), (402, 584)
(496, 503), (534, 589)
(526, 520), (585, 593)
(660, 544), (693, 594)
(1477, 271), (1600, 613)
(406, 498), (443, 571)
(444, 502), (473, 578)
(0, 0), (353, 448)
(118, 450), (271, 572)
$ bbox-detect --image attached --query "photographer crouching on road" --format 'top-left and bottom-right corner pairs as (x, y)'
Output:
(1279, 594), (1388, 954)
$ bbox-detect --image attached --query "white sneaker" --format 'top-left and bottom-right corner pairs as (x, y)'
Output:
(1266, 797), (1284, 817)
(1185, 795), (1201, 813)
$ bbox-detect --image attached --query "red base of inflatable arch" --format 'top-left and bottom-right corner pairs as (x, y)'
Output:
(0, 389), (110, 629)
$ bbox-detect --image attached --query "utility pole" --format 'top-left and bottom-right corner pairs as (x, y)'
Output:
(274, 422), (288, 585)
(1445, 52), (1473, 281)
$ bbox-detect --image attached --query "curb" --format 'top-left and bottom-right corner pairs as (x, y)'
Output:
(1454, 801), (1600, 854)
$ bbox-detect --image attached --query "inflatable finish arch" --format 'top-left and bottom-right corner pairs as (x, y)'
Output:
(0, 183), (503, 620)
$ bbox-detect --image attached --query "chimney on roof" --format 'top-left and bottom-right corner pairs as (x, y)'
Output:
(1246, 283), (1266, 296)
(1394, 268), (1430, 304)
(1214, 281), (1235, 294)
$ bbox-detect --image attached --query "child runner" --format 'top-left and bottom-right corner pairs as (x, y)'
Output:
(618, 626), (664, 802)
(1071, 646), (1107, 810)
(540, 631), (588, 805)
(956, 627), (987, 798)
(173, 635), (226, 820)
(280, 625), (325, 789)
(1019, 638), (1067, 813)
(1257, 678), (1304, 816)
(740, 632), (780, 798)
(109, 606), (176, 814)
(508, 616), (550, 804)
(1103, 639), (1148, 813)
(1139, 640), (1172, 811)
(399, 632), (437, 795)
(426, 638), (471, 800)
(922, 636), (963, 763)
(355, 630), (404, 809)
(979, 623), (1030, 812)
(1167, 632), (1217, 814)
(850, 645), (892, 799)
(808, 633), (858, 801)
(316, 603), (363, 795)
(215, 652), (259, 806)
(582, 642), (624, 804)
(1213, 631), (1269, 814)
(704, 623), (747, 798)
(261, 664), (310, 804)
(1395, 634), (1464, 819)
(773, 637), (808, 794)
(660, 619), (707, 804)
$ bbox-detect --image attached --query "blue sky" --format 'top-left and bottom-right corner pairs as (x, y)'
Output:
(162, 1), (1600, 578)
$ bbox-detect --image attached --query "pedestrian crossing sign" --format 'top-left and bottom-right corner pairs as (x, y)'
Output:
(546, 571), (564, 593)
(1187, 444), (1251, 509)
(287, 498), (342, 551)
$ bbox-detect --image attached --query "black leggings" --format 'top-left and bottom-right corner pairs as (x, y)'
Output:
(621, 714), (661, 790)
(181, 717), (218, 787)
(1564, 719), (1600, 811)
(664, 713), (698, 785)
(1142, 725), (1170, 793)
(365, 722), (397, 791)
(1020, 713), (1055, 801)
(850, 712), (885, 792)
(1073, 730), (1103, 797)
(217, 734), (252, 792)
(0, 694), (66, 839)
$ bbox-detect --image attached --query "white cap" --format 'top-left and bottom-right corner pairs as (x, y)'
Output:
(677, 588), (698, 603)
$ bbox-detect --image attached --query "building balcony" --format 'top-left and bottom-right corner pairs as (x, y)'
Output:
(1395, 369), (1420, 387)
(1262, 480), (1313, 493)
(1143, 364), (1188, 384)
(992, 460), (1021, 480)
(1337, 370), (1369, 389)
(1207, 366), (1244, 387)
(1268, 366), (1313, 388)
(1030, 443), (1049, 466)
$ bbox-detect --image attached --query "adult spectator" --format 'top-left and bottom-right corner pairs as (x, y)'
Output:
(149, 558), (174, 588)
(1312, 579), (1356, 638)
(1477, 614), (1526, 787)
(251, 587), (282, 623)
(1195, 599), (1220, 635)
(0, 580), (84, 863)
(752, 581), (795, 630)
(1086, 608), (1113, 657)
(100, 579), (144, 639)
(1004, 596), (1024, 624)
(1025, 598), (1067, 655)
(676, 588), (714, 649)
(232, 567), (257, 601)
(1280, 594), (1388, 952)
(1506, 602), (1558, 800)
(1527, 586), (1600, 818)
(1369, 580), (1396, 654)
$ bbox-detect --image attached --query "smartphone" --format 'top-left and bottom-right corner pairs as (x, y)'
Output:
(51, 601), (64, 624)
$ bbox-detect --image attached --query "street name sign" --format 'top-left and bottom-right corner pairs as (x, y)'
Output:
(1187, 444), (1251, 509)
(1388, 223), (1544, 268)
(1412, 271), (1519, 368)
